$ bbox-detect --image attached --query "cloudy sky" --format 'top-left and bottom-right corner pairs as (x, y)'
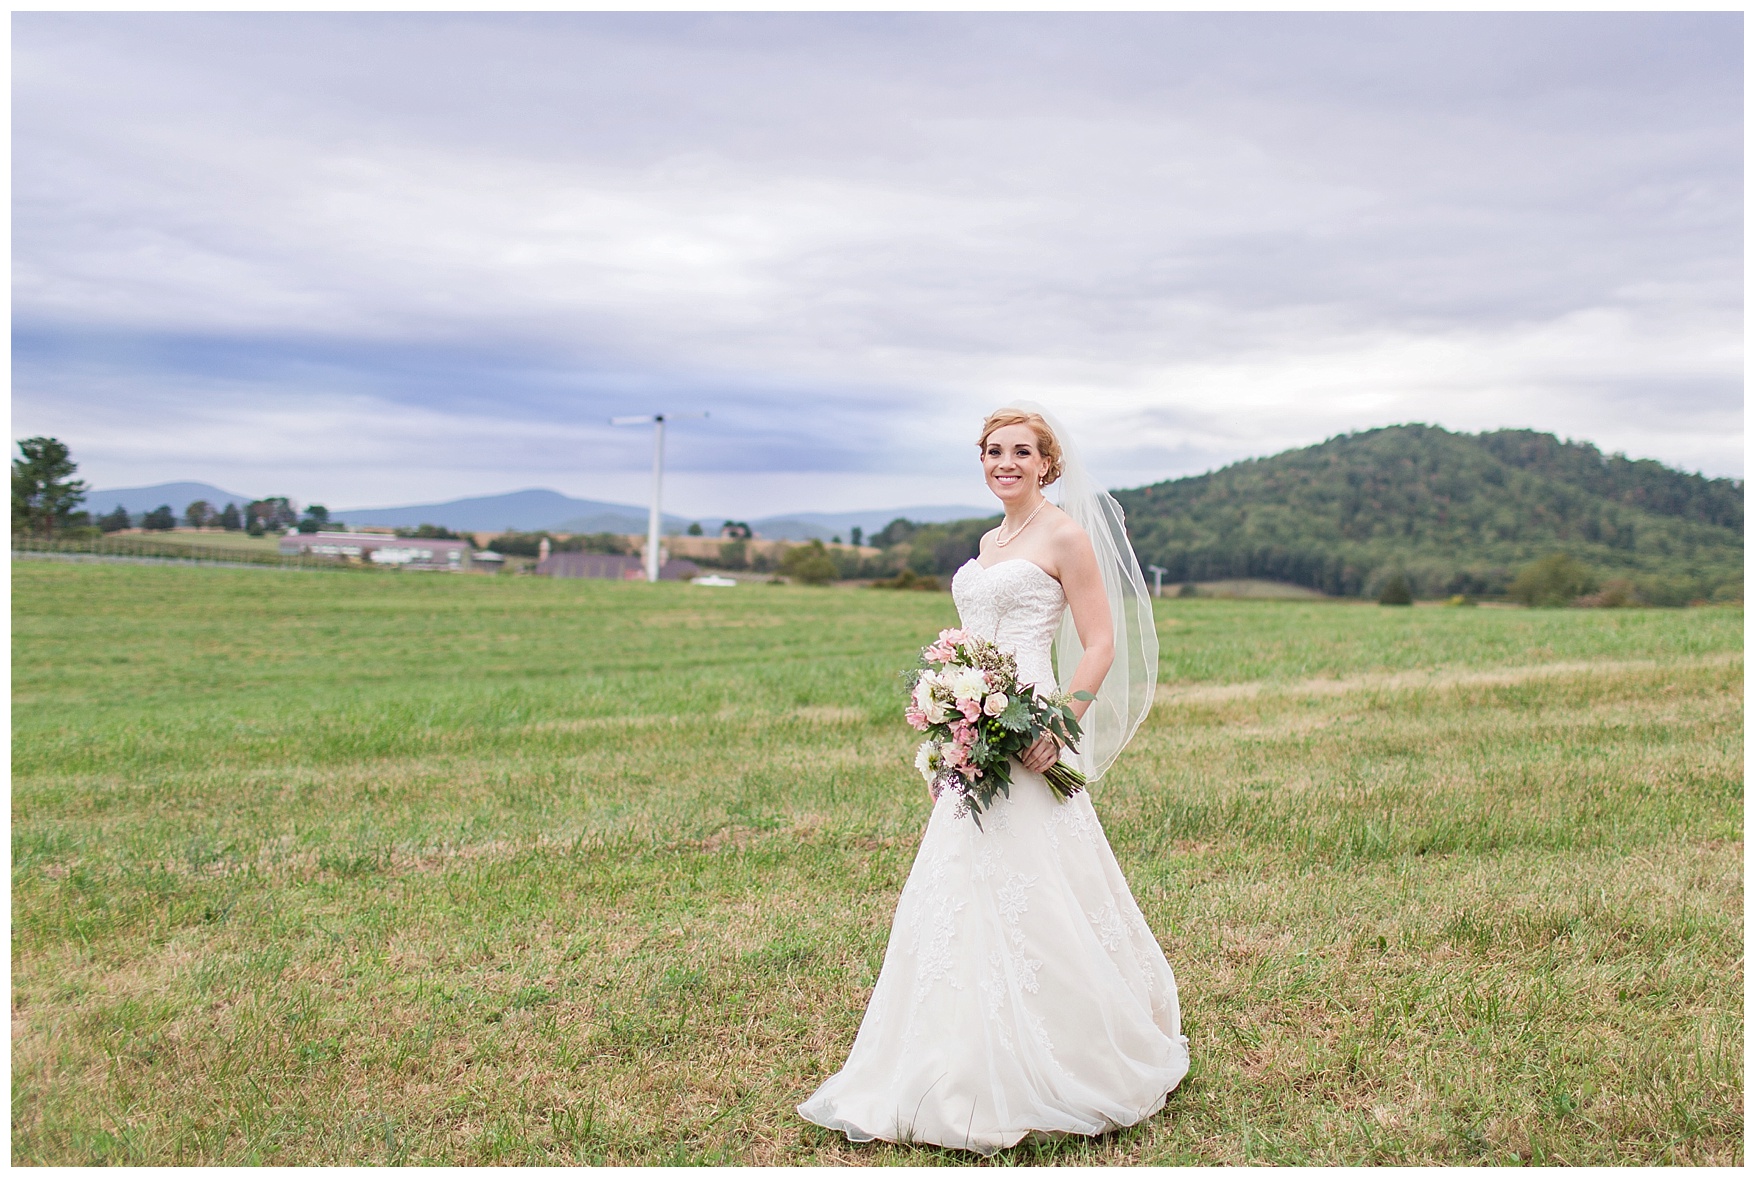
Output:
(12, 12), (1743, 517)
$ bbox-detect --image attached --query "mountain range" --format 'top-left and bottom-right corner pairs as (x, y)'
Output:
(85, 482), (256, 517)
(83, 482), (988, 542)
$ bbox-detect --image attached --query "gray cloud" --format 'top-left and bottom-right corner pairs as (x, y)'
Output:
(12, 12), (1742, 515)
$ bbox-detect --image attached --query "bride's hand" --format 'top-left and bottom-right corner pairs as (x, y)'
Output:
(1021, 733), (1060, 773)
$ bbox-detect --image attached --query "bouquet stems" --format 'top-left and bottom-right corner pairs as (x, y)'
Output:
(1042, 761), (1087, 801)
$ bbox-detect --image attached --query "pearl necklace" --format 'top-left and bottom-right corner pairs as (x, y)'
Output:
(994, 497), (1047, 547)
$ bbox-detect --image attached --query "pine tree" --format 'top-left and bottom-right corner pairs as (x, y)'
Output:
(11, 437), (88, 538)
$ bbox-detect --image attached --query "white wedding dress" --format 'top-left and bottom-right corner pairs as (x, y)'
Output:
(798, 557), (1188, 1154)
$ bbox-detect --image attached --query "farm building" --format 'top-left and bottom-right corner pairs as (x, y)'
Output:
(535, 553), (700, 581)
(279, 531), (474, 570)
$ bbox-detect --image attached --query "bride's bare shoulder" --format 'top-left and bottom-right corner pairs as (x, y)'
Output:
(1042, 508), (1096, 567)
(1040, 504), (1087, 543)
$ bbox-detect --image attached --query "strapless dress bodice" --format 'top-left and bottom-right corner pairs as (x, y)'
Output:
(950, 558), (1065, 690)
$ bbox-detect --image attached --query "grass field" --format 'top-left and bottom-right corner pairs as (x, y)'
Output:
(11, 562), (1743, 1165)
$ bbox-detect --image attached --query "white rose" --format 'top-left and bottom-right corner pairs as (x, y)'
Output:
(913, 680), (949, 724)
(947, 667), (988, 703)
(982, 691), (1009, 717)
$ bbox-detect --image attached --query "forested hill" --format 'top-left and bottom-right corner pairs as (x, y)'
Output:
(1113, 425), (1743, 604)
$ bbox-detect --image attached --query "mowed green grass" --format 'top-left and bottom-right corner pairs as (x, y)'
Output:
(11, 562), (1743, 1165)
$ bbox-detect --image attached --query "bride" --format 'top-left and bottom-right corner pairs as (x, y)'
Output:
(798, 405), (1188, 1154)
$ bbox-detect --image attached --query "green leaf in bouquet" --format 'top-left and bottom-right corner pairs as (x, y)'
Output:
(1072, 690), (1095, 701)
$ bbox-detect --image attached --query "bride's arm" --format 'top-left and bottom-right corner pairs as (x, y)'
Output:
(1021, 525), (1112, 773)
(1055, 526), (1114, 721)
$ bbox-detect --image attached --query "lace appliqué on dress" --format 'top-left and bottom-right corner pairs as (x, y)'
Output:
(989, 869), (1054, 1056)
(1087, 902), (1128, 953)
(978, 950), (1016, 1052)
(995, 870), (1037, 945)
(904, 824), (967, 1015)
(951, 560), (1066, 691)
(1045, 799), (1098, 851)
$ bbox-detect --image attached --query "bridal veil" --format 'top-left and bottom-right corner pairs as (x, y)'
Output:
(1003, 401), (1158, 783)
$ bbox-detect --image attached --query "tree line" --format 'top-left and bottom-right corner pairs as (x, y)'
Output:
(674, 516), (1002, 583)
(10, 437), (346, 540)
(85, 497), (331, 536)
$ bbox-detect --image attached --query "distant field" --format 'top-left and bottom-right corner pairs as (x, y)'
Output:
(1180, 578), (1330, 600)
(11, 563), (1742, 1164)
(105, 530), (286, 553)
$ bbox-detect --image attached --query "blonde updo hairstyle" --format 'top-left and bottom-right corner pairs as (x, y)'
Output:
(977, 408), (1064, 487)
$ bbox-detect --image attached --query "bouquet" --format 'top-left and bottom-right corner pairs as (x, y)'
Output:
(905, 627), (1093, 827)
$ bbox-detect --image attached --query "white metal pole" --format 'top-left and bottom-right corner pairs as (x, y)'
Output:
(646, 415), (665, 583)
